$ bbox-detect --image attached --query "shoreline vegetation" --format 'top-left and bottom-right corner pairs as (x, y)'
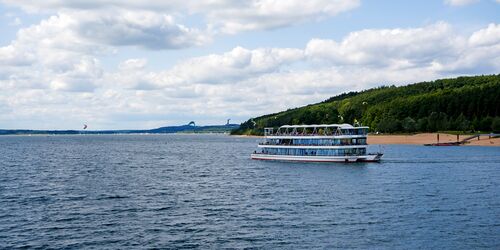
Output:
(231, 75), (500, 136)
(233, 133), (500, 146)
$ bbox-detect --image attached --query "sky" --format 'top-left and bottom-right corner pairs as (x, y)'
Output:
(0, 0), (499, 130)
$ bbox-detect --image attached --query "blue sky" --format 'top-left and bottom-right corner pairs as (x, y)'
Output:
(0, 0), (499, 129)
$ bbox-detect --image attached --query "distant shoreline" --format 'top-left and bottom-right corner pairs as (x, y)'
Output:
(231, 135), (263, 138)
(0, 124), (238, 136)
(0, 132), (229, 138)
(233, 133), (499, 146)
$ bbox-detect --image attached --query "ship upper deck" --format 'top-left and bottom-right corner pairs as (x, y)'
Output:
(264, 124), (369, 137)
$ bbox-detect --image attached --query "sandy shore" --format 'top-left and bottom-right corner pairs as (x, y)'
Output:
(234, 133), (499, 146)
(368, 133), (499, 146)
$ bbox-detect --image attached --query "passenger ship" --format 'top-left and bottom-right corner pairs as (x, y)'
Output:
(251, 124), (383, 163)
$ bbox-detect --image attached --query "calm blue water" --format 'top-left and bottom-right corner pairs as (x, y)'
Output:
(0, 134), (499, 249)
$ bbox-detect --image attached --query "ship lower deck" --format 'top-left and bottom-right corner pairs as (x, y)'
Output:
(250, 153), (382, 163)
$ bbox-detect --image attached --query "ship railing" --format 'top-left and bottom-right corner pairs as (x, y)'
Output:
(268, 132), (366, 137)
(258, 142), (367, 146)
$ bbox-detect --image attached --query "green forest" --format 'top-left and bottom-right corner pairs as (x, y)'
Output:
(232, 74), (500, 135)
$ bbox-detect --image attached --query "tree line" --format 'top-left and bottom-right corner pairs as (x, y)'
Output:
(232, 74), (500, 135)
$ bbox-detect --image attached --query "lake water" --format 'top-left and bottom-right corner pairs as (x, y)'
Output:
(0, 134), (499, 249)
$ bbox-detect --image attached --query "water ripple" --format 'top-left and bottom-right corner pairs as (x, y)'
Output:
(0, 135), (499, 249)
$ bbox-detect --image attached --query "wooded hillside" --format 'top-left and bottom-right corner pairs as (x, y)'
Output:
(232, 75), (500, 135)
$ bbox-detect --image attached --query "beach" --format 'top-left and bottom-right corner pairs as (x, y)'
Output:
(368, 133), (499, 146)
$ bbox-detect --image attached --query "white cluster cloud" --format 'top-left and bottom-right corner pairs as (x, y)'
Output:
(444, 0), (479, 6)
(0, 13), (106, 92)
(2, 0), (360, 35)
(0, 7), (210, 93)
(469, 23), (500, 46)
(305, 22), (463, 68)
(69, 9), (209, 50)
(161, 47), (305, 85)
(444, 0), (500, 6)
(17, 9), (208, 51)
(204, 0), (360, 34)
(1, 16), (499, 128)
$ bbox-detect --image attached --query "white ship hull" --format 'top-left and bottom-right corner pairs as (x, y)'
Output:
(250, 153), (382, 163)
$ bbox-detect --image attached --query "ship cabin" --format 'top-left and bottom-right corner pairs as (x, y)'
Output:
(261, 124), (369, 147)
